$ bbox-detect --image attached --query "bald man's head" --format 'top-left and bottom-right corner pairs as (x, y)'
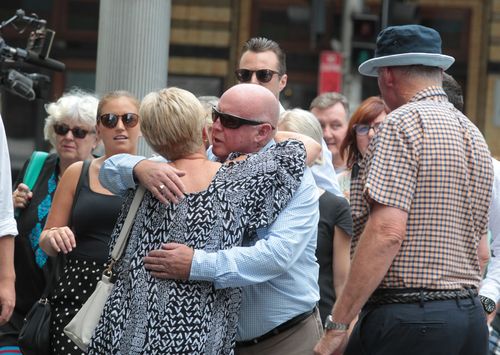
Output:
(219, 83), (280, 127)
(211, 84), (279, 160)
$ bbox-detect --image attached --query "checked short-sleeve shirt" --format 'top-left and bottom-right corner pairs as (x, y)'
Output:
(350, 86), (493, 290)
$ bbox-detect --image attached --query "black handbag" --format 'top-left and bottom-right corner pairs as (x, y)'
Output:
(17, 297), (51, 355)
(17, 255), (63, 355)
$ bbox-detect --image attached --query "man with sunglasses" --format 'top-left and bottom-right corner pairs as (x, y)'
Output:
(99, 83), (322, 354)
(236, 37), (342, 197)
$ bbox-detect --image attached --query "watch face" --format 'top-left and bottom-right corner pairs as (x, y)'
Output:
(480, 296), (496, 314)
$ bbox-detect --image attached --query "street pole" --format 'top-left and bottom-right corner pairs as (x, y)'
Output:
(381, 0), (390, 29)
(341, 0), (363, 108)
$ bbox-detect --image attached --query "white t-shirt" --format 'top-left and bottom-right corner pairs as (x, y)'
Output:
(0, 115), (18, 237)
(480, 157), (500, 301)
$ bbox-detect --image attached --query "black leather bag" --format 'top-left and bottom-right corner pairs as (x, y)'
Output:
(17, 298), (52, 355)
(17, 255), (64, 355)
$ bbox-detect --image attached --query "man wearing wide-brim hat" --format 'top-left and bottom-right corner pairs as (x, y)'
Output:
(314, 24), (494, 355)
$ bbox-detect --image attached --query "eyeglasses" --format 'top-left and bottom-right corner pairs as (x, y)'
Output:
(212, 107), (272, 129)
(353, 122), (382, 136)
(98, 113), (139, 129)
(54, 123), (94, 139)
(235, 69), (281, 83)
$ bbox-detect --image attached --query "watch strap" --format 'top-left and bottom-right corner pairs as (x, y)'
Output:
(324, 315), (349, 331)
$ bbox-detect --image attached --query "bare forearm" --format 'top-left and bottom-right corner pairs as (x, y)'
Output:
(331, 205), (406, 324)
(478, 233), (490, 277)
(333, 232), (402, 323)
(333, 228), (351, 296)
(0, 236), (15, 281)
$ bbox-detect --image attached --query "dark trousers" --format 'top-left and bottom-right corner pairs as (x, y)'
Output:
(345, 296), (488, 355)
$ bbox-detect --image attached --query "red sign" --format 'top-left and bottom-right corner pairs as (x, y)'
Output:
(318, 51), (343, 94)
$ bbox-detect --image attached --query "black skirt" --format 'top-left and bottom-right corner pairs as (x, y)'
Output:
(49, 256), (105, 355)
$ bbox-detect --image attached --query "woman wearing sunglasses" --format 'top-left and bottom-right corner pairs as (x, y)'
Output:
(38, 91), (140, 355)
(338, 96), (390, 201)
(0, 90), (99, 354)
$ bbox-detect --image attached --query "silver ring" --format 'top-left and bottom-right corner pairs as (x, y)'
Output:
(159, 184), (165, 191)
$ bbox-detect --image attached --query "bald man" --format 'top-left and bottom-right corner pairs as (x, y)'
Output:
(209, 83), (279, 161)
(99, 84), (322, 354)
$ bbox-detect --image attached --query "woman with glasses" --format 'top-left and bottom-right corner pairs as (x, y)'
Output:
(38, 91), (140, 355)
(0, 90), (98, 353)
(338, 96), (390, 201)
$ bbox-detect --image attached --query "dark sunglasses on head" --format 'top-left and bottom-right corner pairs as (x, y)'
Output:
(98, 113), (139, 129)
(212, 107), (273, 129)
(54, 123), (94, 139)
(235, 69), (281, 83)
(353, 122), (382, 136)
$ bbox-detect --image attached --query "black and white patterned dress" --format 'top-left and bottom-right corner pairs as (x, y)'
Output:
(87, 141), (306, 355)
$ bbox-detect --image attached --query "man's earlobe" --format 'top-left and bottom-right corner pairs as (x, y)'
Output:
(279, 74), (288, 92)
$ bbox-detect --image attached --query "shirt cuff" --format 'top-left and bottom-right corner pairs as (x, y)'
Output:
(0, 218), (18, 237)
(189, 249), (217, 281)
(125, 156), (146, 186)
(480, 280), (500, 302)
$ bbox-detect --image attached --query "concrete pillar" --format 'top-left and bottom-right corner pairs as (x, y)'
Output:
(95, 0), (171, 100)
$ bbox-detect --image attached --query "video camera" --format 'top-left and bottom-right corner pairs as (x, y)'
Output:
(0, 9), (65, 101)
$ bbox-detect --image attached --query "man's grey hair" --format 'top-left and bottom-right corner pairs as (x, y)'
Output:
(442, 72), (464, 112)
(309, 92), (349, 117)
(394, 65), (443, 82)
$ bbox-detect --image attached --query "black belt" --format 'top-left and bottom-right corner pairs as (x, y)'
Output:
(236, 308), (315, 347)
(367, 288), (478, 305)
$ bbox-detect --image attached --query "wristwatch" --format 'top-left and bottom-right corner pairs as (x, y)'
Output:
(480, 295), (496, 314)
(324, 315), (349, 331)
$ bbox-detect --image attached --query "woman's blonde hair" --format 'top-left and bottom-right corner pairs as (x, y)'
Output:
(279, 108), (324, 165)
(140, 87), (205, 160)
(97, 90), (139, 117)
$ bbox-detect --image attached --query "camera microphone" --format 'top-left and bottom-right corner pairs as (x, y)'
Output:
(13, 48), (65, 72)
(4, 69), (36, 101)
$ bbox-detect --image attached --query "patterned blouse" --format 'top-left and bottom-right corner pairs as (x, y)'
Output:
(350, 87), (493, 291)
(87, 140), (306, 355)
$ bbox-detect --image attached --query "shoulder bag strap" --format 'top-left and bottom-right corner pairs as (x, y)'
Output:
(107, 185), (146, 270)
(70, 160), (91, 226)
(40, 254), (64, 299)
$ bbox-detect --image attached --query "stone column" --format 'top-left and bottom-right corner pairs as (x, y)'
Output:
(95, 0), (171, 100)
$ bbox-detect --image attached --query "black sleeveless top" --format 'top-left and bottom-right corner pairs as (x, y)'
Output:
(69, 161), (124, 264)
(316, 191), (353, 323)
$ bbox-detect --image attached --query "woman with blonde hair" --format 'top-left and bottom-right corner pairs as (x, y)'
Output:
(87, 87), (311, 354)
(39, 91), (140, 355)
(279, 108), (352, 325)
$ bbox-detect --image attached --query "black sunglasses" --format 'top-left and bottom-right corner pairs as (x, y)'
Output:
(212, 107), (273, 129)
(235, 69), (281, 83)
(54, 123), (94, 139)
(98, 113), (139, 129)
